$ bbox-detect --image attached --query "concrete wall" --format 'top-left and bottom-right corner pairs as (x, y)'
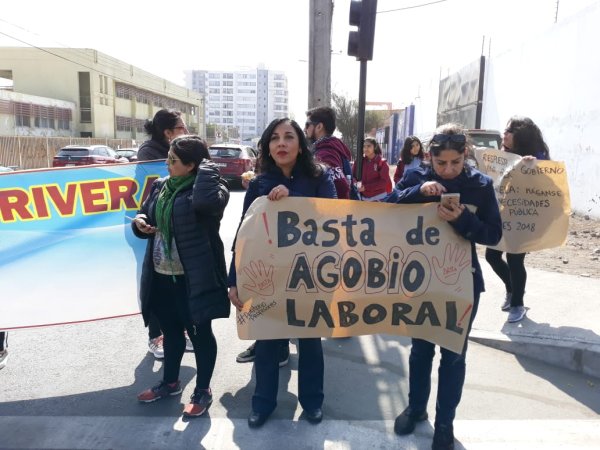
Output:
(413, 3), (600, 217)
(0, 90), (75, 137)
(481, 2), (600, 217)
(0, 48), (204, 139)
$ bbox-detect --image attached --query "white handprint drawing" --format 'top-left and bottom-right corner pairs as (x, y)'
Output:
(242, 259), (275, 296)
(432, 243), (470, 285)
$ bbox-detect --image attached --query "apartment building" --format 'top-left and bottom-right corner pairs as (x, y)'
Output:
(0, 47), (204, 139)
(184, 67), (288, 141)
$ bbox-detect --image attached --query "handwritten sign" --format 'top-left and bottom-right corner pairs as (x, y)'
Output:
(474, 148), (571, 253)
(235, 197), (475, 353)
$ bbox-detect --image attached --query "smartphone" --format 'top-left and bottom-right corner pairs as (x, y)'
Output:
(440, 193), (460, 208)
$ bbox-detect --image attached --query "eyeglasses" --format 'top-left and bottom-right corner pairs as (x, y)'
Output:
(305, 121), (318, 128)
(504, 128), (514, 134)
(431, 134), (466, 144)
(167, 155), (180, 165)
(173, 125), (187, 131)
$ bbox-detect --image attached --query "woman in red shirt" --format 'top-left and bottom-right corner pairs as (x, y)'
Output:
(352, 137), (392, 201)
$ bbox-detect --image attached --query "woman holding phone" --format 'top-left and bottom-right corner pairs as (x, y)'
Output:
(388, 123), (502, 450)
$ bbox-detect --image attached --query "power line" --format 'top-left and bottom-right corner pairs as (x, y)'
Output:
(377, 0), (448, 14)
(0, 28), (194, 101)
(0, 18), (133, 75)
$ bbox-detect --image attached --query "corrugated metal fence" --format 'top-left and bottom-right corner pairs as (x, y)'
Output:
(0, 136), (136, 169)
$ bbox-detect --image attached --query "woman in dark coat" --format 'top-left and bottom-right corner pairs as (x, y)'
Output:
(389, 123), (502, 450)
(137, 108), (190, 359)
(228, 118), (337, 428)
(132, 135), (229, 418)
(485, 116), (551, 323)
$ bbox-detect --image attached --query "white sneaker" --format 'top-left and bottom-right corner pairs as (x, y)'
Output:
(185, 331), (194, 352)
(501, 293), (512, 311)
(507, 306), (526, 323)
(0, 349), (8, 370)
(148, 336), (164, 359)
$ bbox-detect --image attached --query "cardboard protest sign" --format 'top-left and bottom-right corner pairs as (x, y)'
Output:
(473, 148), (571, 253)
(234, 197), (475, 353)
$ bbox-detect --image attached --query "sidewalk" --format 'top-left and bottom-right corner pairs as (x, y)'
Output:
(470, 263), (600, 377)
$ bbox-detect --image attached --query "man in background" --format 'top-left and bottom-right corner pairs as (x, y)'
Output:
(304, 106), (353, 199)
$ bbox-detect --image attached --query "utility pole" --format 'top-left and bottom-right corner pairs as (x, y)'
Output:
(347, 0), (377, 181)
(308, 0), (333, 108)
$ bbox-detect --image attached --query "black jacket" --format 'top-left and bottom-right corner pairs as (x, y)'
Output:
(133, 161), (230, 324)
(137, 138), (169, 161)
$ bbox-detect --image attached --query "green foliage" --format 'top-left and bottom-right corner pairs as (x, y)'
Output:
(332, 92), (358, 158)
(332, 92), (390, 159)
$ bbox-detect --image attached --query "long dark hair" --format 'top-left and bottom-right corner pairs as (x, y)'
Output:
(507, 116), (550, 159)
(170, 135), (210, 174)
(144, 109), (182, 143)
(258, 118), (323, 178)
(400, 136), (424, 164)
(363, 137), (382, 156)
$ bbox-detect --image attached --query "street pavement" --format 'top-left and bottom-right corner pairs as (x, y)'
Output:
(1, 190), (599, 449)
(472, 264), (600, 378)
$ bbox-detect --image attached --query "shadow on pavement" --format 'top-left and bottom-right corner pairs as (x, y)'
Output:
(501, 317), (600, 414)
(0, 354), (199, 418)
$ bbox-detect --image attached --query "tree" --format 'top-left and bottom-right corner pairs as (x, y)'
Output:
(365, 110), (388, 136)
(332, 92), (358, 158)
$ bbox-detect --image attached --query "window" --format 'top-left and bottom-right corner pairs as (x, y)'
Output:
(78, 72), (92, 123)
(13, 102), (31, 127)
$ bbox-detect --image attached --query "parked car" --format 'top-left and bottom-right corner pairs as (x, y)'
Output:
(52, 145), (124, 167)
(115, 148), (139, 162)
(420, 128), (502, 167)
(0, 165), (15, 173)
(208, 143), (257, 186)
(467, 129), (502, 149)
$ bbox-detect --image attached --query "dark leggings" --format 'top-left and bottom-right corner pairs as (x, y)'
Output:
(485, 248), (527, 307)
(148, 312), (162, 340)
(150, 273), (217, 390)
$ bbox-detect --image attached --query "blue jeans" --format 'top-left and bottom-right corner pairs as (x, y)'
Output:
(407, 294), (479, 426)
(252, 338), (324, 414)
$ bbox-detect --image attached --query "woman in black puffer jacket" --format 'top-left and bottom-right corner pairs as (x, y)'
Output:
(132, 135), (229, 418)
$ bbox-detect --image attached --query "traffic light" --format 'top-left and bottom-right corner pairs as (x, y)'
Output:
(347, 0), (377, 61)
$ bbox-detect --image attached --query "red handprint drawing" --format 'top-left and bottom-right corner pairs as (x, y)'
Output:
(242, 260), (275, 296)
(432, 243), (470, 285)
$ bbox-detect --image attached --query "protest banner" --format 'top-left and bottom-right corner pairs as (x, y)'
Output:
(473, 148), (571, 253)
(0, 162), (167, 330)
(234, 197), (475, 354)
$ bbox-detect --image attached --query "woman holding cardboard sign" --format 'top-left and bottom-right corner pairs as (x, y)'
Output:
(485, 116), (551, 323)
(389, 123), (502, 450)
(228, 118), (336, 429)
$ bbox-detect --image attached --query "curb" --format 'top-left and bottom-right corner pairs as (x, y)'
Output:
(469, 329), (600, 378)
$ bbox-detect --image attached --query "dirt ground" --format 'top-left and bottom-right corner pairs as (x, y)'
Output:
(477, 212), (600, 279)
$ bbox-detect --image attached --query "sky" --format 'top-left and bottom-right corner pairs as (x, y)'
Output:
(1, 0), (597, 122)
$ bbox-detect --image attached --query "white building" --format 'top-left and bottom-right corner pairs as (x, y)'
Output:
(185, 67), (288, 141)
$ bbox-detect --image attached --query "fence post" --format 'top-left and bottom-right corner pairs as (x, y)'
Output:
(46, 135), (50, 167)
(18, 136), (23, 169)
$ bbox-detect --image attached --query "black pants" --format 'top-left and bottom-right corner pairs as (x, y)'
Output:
(408, 294), (479, 427)
(150, 273), (217, 390)
(148, 312), (162, 340)
(252, 338), (324, 414)
(0, 332), (6, 351)
(485, 248), (527, 307)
